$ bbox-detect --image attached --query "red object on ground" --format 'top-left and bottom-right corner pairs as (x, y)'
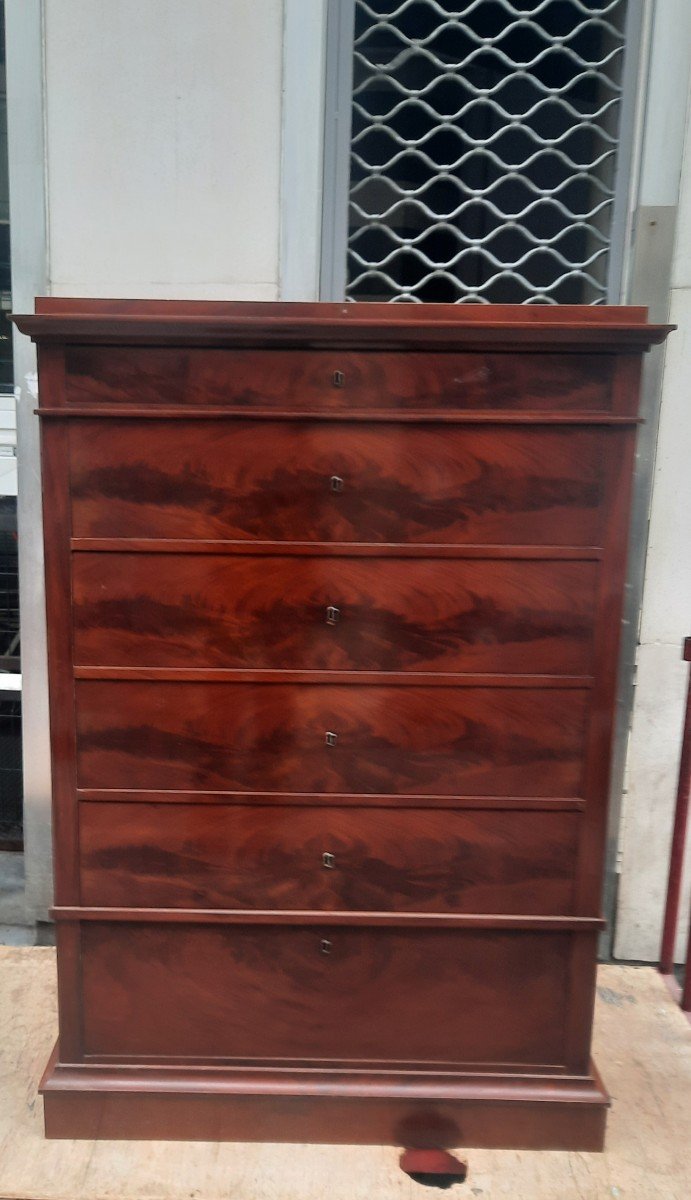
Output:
(400, 1148), (469, 1188)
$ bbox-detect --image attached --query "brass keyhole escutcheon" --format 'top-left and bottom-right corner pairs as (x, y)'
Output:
(326, 605), (340, 625)
(325, 731), (338, 747)
(322, 852), (335, 869)
(330, 475), (344, 494)
(320, 939), (333, 955)
(332, 370), (345, 388)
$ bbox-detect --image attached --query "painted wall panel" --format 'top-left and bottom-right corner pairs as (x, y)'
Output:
(44, 0), (284, 298)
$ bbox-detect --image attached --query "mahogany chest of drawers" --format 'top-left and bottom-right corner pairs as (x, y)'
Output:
(15, 299), (670, 1149)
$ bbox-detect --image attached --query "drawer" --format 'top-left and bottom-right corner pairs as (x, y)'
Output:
(79, 802), (580, 914)
(80, 922), (573, 1067)
(73, 555), (598, 675)
(68, 420), (608, 546)
(64, 345), (616, 413)
(76, 682), (588, 797)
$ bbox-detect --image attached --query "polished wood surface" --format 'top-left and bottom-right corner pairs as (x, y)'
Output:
(16, 297), (673, 352)
(41, 1055), (609, 1150)
(68, 421), (608, 546)
(63, 346), (618, 412)
(14, 298), (670, 1147)
(80, 923), (571, 1066)
(79, 802), (579, 913)
(75, 681), (588, 796)
(73, 554), (597, 675)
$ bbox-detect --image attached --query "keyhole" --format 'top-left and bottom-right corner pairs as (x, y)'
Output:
(320, 939), (332, 955)
(333, 370), (345, 388)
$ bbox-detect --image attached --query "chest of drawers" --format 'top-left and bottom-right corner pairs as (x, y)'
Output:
(15, 299), (671, 1149)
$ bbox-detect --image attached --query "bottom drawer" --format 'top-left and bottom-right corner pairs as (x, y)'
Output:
(79, 922), (578, 1068)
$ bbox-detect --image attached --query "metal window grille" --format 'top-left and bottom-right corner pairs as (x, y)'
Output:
(322, 0), (642, 304)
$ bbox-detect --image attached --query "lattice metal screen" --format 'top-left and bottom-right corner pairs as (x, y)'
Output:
(345, 0), (631, 304)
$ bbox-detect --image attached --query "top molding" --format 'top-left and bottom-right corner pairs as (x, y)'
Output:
(12, 299), (674, 353)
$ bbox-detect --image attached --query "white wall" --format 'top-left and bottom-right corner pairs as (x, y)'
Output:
(44, 0), (284, 300)
(615, 75), (691, 962)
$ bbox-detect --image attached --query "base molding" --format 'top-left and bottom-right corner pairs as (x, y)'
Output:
(40, 1045), (609, 1148)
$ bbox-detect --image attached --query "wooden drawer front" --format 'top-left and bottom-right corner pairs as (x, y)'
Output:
(76, 682), (588, 797)
(79, 802), (579, 914)
(68, 420), (608, 546)
(80, 923), (571, 1067)
(73, 555), (598, 676)
(64, 346), (616, 413)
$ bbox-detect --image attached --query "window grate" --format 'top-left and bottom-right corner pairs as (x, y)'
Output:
(345, 0), (631, 304)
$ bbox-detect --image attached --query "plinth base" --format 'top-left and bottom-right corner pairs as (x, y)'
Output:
(40, 1045), (609, 1149)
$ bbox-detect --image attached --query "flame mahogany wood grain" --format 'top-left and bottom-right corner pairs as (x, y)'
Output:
(72, 554), (598, 675)
(15, 298), (670, 1148)
(67, 420), (608, 547)
(74, 681), (588, 797)
(62, 346), (618, 412)
(78, 922), (572, 1066)
(78, 802), (580, 914)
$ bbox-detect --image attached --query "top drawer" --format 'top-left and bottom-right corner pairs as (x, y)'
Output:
(67, 420), (609, 546)
(64, 346), (617, 413)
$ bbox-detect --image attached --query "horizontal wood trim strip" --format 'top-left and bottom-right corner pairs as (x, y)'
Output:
(70, 539), (604, 560)
(43, 1058), (608, 1106)
(51, 905), (604, 931)
(76, 789), (586, 811)
(72, 666), (594, 688)
(32, 297), (647, 321)
(38, 406), (643, 425)
(15, 311), (673, 350)
(75, 1055), (566, 1075)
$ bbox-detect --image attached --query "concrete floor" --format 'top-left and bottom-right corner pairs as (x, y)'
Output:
(1, 949), (690, 1200)
(0, 849), (33, 943)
